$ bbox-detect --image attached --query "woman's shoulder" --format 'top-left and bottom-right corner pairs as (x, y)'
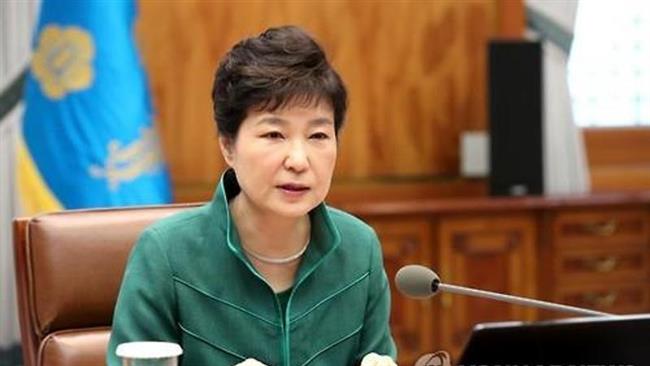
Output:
(326, 205), (373, 229)
(324, 205), (378, 245)
(142, 203), (215, 243)
(324, 205), (385, 271)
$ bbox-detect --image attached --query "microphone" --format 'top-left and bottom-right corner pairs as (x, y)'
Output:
(395, 264), (614, 317)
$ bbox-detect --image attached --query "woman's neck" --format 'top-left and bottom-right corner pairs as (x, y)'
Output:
(229, 192), (310, 258)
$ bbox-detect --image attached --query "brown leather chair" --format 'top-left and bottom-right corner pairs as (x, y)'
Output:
(13, 204), (200, 366)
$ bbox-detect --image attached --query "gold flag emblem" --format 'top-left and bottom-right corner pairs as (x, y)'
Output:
(32, 25), (94, 99)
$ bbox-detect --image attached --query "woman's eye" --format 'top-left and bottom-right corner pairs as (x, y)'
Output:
(310, 132), (330, 140)
(262, 131), (284, 139)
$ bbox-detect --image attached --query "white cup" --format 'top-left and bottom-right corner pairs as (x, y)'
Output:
(116, 342), (183, 366)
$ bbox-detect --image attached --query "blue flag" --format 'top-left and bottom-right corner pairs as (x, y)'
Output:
(19, 0), (171, 212)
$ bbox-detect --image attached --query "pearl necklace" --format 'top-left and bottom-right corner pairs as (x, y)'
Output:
(243, 240), (309, 265)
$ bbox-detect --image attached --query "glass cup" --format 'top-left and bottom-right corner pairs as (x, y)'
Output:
(116, 341), (183, 366)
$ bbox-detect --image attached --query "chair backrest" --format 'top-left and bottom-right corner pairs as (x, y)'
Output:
(13, 204), (199, 366)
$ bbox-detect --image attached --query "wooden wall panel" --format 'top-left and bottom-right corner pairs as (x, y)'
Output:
(137, 0), (512, 201)
(584, 127), (650, 192)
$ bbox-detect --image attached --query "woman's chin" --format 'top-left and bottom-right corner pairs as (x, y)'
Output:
(274, 207), (311, 219)
(269, 200), (320, 218)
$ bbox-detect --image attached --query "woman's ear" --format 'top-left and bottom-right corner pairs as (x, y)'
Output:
(219, 135), (235, 166)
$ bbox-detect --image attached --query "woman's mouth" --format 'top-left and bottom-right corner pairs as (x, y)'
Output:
(278, 184), (309, 191)
(277, 184), (310, 198)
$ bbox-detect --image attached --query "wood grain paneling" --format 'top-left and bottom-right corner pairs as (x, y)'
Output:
(360, 195), (650, 356)
(136, 0), (514, 201)
(584, 127), (650, 192)
(584, 127), (650, 166)
(367, 218), (434, 366)
(438, 214), (537, 357)
(495, 0), (525, 38)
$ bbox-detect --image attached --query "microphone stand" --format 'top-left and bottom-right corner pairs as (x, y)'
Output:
(435, 281), (614, 317)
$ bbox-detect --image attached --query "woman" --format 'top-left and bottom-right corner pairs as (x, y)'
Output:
(108, 25), (397, 366)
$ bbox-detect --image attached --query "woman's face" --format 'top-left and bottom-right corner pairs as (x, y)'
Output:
(220, 101), (338, 218)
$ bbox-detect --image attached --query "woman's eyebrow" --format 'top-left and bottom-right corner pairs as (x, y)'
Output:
(255, 117), (333, 126)
(309, 118), (334, 126)
(256, 117), (286, 126)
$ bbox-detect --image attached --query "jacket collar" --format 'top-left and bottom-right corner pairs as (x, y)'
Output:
(208, 169), (341, 283)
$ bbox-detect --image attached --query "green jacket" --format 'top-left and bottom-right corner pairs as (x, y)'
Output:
(107, 170), (397, 366)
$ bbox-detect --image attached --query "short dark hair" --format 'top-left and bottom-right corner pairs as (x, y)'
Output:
(211, 25), (348, 140)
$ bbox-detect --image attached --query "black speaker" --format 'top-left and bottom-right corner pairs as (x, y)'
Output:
(488, 40), (543, 196)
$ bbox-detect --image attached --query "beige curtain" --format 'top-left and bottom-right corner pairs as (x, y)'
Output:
(526, 0), (591, 194)
(0, 0), (40, 349)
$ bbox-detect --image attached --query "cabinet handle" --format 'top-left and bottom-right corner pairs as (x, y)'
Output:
(584, 256), (619, 273)
(583, 220), (618, 236)
(584, 292), (618, 308)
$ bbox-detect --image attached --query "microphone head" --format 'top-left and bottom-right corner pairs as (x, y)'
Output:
(395, 265), (440, 299)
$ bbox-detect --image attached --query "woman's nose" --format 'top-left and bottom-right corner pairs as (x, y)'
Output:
(284, 140), (308, 172)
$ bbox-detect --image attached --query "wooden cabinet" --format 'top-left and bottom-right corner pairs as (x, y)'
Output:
(367, 218), (434, 366)
(550, 208), (648, 249)
(546, 207), (650, 315)
(437, 214), (537, 357)
(349, 193), (650, 363)
(555, 283), (648, 314)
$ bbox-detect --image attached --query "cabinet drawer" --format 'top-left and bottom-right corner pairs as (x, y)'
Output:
(552, 208), (648, 249)
(555, 248), (648, 283)
(556, 283), (648, 314)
